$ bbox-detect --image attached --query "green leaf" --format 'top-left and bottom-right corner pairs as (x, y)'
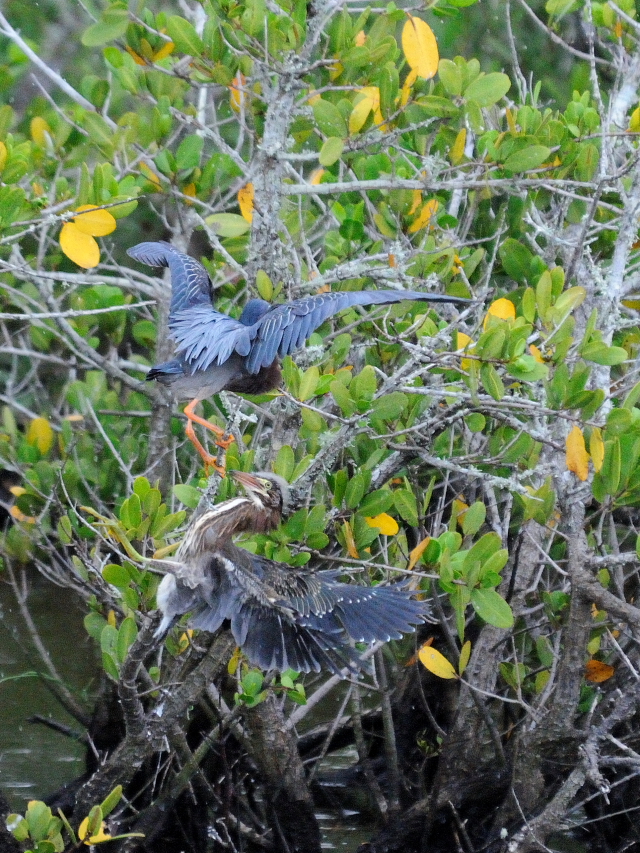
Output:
(120, 494), (142, 530)
(470, 588), (514, 628)
(102, 563), (131, 588)
(464, 72), (510, 107)
(480, 363), (505, 400)
(438, 58), (463, 96)
(313, 99), (348, 138)
(100, 786), (123, 819)
(506, 355), (549, 382)
(176, 135), (204, 171)
(371, 392), (408, 421)
(166, 15), (205, 56)
(117, 616), (138, 663)
(462, 501), (486, 536)
(255, 270), (273, 300)
(84, 612), (107, 641)
(499, 238), (533, 283)
(359, 489), (394, 517)
(345, 473), (366, 509)
(274, 445), (295, 480)
(503, 145), (551, 173)
(298, 366), (320, 401)
(319, 137), (344, 167)
(393, 488), (418, 526)
(172, 484), (201, 508)
(82, 8), (129, 46)
(205, 213), (250, 237)
(581, 342), (628, 366)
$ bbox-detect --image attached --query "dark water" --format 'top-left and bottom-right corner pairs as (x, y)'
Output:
(0, 573), (372, 850)
(0, 571), (94, 810)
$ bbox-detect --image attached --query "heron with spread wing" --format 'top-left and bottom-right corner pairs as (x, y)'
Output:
(155, 471), (426, 674)
(128, 241), (468, 471)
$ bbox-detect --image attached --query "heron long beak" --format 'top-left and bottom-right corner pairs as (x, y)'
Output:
(231, 470), (269, 496)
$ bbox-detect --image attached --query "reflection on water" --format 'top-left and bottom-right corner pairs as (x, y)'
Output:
(0, 572), (376, 850)
(0, 570), (96, 810)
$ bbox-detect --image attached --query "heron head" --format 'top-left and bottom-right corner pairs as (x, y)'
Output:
(231, 470), (290, 516)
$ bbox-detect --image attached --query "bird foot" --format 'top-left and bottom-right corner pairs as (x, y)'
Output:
(214, 434), (235, 450)
(203, 456), (227, 477)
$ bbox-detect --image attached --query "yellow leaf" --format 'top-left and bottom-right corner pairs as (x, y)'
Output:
(59, 222), (100, 268)
(152, 543), (179, 560)
(408, 536), (430, 570)
(456, 331), (474, 370)
(614, 19), (623, 38)
(590, 427), (604, 473)
(9, 486), (27, 497)
(309, 167), (325, 185)
(585, 659), (614, 683)
(418, 643), (457, 679)
(9, 505), (36, 524)
(452, 497), (469, 528)
(505, 108), (517, 133)
(30, 116), (50, 147)
(183, 182), (197, 202)
(529, 344), (544, 363)
(354, 30), (366, 46)
(229, 71), (246, 112)
(450, 128), (467, 166)
(402, 15), (439, 80)
(153, 40), (175, 61)
(408, 189), (422, 215)
(484, 298), (515, 328)
(26, 417), (54, 454)
(238, 183), (254, 222)
(349, 88), (380, 135)
(400, 68), (418, 107)
(107, 610), (117, 627)
(566, 424), (589, 481)
(228, 646), (242, 675)
(177, 630), (192, 654)
(630, 106), (640, 133)
(73, 205), (116, 237)
(139, 162), (162, 190)
(329, 59), (344, 81)
(307, 90), (321, 105)
(459, 640), (472, 675)
(342, 520), (359, 559)
(125, 46), (147, 65)
(388, 253), (396, 267)
(0, 140), (7, 172)
(78, 817), (112, 845)
(408, 199), (439, 233)
(365, 513), (399, 536)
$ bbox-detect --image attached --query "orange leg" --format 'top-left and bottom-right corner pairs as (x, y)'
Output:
(183, 399), (235, 475)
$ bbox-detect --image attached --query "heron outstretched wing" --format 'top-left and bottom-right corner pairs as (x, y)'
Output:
(127, 241), (213, 313)
(168, 289), (467, 374)
(129, 241), (468, 375)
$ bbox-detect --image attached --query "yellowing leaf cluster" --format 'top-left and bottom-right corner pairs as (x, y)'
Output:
(566, 424), (604, 481)
(59, 205), (117, 269)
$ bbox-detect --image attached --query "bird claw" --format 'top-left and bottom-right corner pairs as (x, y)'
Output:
(214, 434), (235, 450)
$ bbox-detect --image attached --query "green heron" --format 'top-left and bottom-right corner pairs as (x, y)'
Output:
(155, 471), (426, 674)
(128, 241), (468, 470)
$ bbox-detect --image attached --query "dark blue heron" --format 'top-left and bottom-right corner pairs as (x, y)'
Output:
(128, 241), (467, 470)
(155, 471), (426, 674)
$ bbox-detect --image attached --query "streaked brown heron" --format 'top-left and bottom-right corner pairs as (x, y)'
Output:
(155, 471), (426, 674)
(128, 241), (469, 471)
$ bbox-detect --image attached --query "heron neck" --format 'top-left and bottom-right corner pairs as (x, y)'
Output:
(177, 498), (280, 559)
